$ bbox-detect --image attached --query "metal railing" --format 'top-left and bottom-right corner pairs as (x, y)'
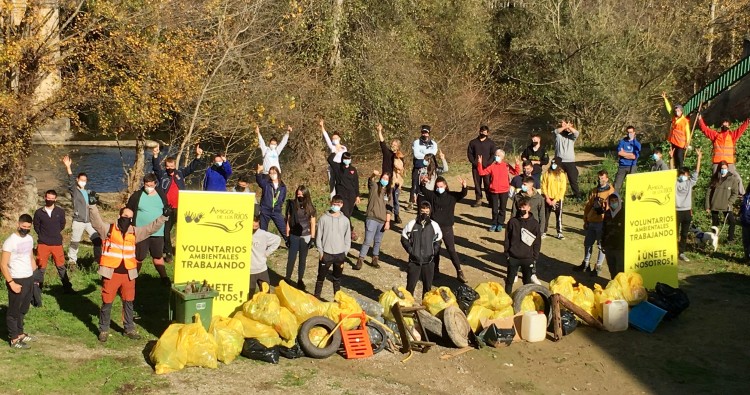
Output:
(683, 54), (750, 114)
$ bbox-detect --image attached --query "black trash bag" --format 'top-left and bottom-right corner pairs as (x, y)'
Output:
(279, 341), (305, 359)
(560, 310), (578, 335)
(241, 338), (280, 364)
(455, 284), (480, 314)
(648, 282), (689, 320)
(477, 324), (515, 348)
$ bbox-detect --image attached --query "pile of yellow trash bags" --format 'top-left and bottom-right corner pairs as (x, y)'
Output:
(150, 281), (364, 374)
(550, 273), (647, 320)
(465, 282), (515, 332)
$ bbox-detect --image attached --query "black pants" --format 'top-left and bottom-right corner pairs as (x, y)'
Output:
(286, 234), (310, 281)
(711, 210), (736, 241)
(614, 165), (637, 194)
(315, 253), (345, 298)
(490, 192), (509, 226)
(99, 300), (135, 333)
(163, 210), (176, 256)
(472, 167), (491, 201)
(436, 225), (461, 274)
(544, 200), (563, 235)
(249, 270), (270, 297)
(341, 194), (356, 219)
(559, 162), (579, 197)
(676, 210), (692, 253)
(605, 249), (624, 279)
(505, 258), (533, 295)
(672, 144), (686, 171)
(6, 276), (33, 340)
(742, 225), (750, 261)
(406, 261), (434, 300)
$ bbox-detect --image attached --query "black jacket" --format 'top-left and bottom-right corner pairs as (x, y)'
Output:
(419, 184), (467, 227)
(328, 153), (360, 198)
(602, 208), (625, 251)
(467, 137), (497, 168)
(521, 145), (550, 175)
(33, 206), (66, 246)
(126, 188), (168, 225)
(380, 141), (395, 175)
(152, 154), (202, 197)
(504, 213), (541, 261)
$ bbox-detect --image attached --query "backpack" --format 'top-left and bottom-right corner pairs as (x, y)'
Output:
(740, 192), (750, 226)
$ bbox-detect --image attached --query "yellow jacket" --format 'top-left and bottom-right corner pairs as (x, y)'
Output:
(541, 170), (567, 201)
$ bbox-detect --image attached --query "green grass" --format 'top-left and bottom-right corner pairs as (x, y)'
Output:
(277, 368), (317, 388)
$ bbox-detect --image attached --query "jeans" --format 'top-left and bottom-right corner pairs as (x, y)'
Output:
(392, 185), (401, 217)
(583, 222), (605, 267)
(505, 257), (533, 295)
(6, 276), (33, 340)
(605, 249), (624, 279)
(286, 234), (310, 281)
(435, 225), (462, 274)
(614, 165), (637, 194)
(260, 211), (288, 242)
(472, 166), (491, 201)
(544, 200), (563, 234)
(69, 220), (102, 264)
(406, 261), (434, 300)
(711, 210), (736, 241)
(490, 192), (509, 226)
(676, 210), (692, 253)
(360, 219), (386, 258)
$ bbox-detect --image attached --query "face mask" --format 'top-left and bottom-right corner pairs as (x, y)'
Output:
(269, 144), (277, 150)
(610, 202), (620, 210)
(45, 200), (55, 207)
(521, 185), (529, 193)
(721, 125), (729, 132)
(17, 228), (30, 236)
(145, 187), (155, 194)
(720, 169), (728, 176)
(332, 138), (340, 145)
(215, 161), (223, 167)
(330, 205), (341, 213)
(422, 159), (429, 166)
(479, 134), (487, 139)
(652, 154), (659, 160)
(519, 209), (529, 217)
(551, 164), (558, 170)
(166, 169), (175, 175)
(495, 156), (502, 162)
(419, 213), (430, 222)
(532, 141), (540, 146)
(379, 179), (388, 187)
(343, 159), (352, 166)
(420, 136), (429, 142)
(77, 181), (86, 189)
(678, 175), (688, 182)
(117, 217), (132, 232)
(436, 187), (445, 194)
(270, 174), (278, 181)
(297, 196), (304, 202)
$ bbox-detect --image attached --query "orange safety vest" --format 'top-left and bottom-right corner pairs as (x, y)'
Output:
(712, 132), (735, 164)
(100, 224), (137, 270)
(669, 116), (691, 149)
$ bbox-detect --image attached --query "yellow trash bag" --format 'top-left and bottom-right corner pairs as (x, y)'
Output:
(274, 306), (299, 341)
(473, 282), (512, 311)
(241, 282), (282, 327)
(328, 291), (364, 330)
(422, 286), (458, 316)
(549, 276), (576, 301)
(571, 284), (596, 318)
(150, 323), (187, 374)
(379, 286), (416, 325)
(209, 316), (244, 364)
(231, 312), (278, 339)
(308, 326), (330, 348)
(490, 305), (515, 319)
(466, 304), (494, 333)
(275, 280), (324, 322)
(178, 315), (218, 369)
(606, 272), (647, 306)
(520, 292), (545, 313)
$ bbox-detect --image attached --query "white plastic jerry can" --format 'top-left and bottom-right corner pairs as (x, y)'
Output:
(521, 311), (547, 342)
(603, 300), (629, 332)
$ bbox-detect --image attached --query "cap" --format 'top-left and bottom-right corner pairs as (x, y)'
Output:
(674, 105), (683, 111)
(420, 125), (431, 133)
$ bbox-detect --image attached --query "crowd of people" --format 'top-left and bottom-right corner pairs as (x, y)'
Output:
(3, 105), (750, 348)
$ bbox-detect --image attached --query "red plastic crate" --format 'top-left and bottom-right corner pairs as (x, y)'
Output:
(339, 312), (373, 359)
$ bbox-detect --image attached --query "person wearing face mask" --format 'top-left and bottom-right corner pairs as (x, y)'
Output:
(255, 164), (288, 244)
(88, 203), (169, 342)
(409, 125), (439, 210)
(328, 152), (360, 240)
(510, 160), (537, 193)
(661, 92), (692, 170)
(602, 193), (625, 279)
(257, 124), (291, 174)
(203, 152), (232, 191)
(650, 148), (669, 172)
(32, 190), (73, 294)
(467, 125), (497, 207)
(62, 155), (102, 268)
(314, 196), (352, 299)
(355, 171), (393, 270)
(477, 150), (521, 232)
(541, 157), (568, 240)
(2, 214), (37, 349)
(697, 114), (748, 192)
(285, 186), (317, 290)
(321, 118), (348, 197)
(521, 133), (549, 188)
(250, 213), (281, 297)
(416, 151), (449, 205)
(126, 173), (171, 286)
(552, 120), (581, 198)
(706, 160), (742, 242)
(675, 149), (702, 261)
(420, 176), (468, 283)
(504, 197), (542, 295)
(577, 170), (614, 276)
(152, 144), (203, 263)
(377, 123), (405, 223)
(401, 201), (443, 299)
(232, 175), (252, 193)
(613, 126), (641, 193)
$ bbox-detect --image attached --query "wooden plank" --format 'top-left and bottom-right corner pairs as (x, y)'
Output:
(557, 294), (605, 330)
(550, 294), (563, 341)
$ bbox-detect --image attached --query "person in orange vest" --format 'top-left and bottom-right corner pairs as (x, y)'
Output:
(88, 204), (169, 342)
(697, 114), (749, 191)
(661, 92), (692, 170)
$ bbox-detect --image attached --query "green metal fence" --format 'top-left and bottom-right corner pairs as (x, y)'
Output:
(682, 54), (750, 114)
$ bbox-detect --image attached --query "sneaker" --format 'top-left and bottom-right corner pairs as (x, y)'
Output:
(495, 225), (503, 232)
(556, 233), (565, 240)
(530, 274), (542, 285)
(10, 340), (30, 349)
(590, 265), (601, 277)
(488, 225), (497, 232)
(124, 331), (141, 340)
(679, 253), (690, 262)
(19, 334), (34, 343)
(98, 331), (109, 343)
(164, 254), (173, 264)
(514, 273), (520, 283)
(574, 261), (588, 271)
(472, 200), (482, 208)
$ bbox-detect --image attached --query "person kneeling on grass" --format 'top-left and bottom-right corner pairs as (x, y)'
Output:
(89, 205), (169, 342)
(250, 213), (281, 296)
(2, 214), (36, 349)
(504, 196), (542, 295)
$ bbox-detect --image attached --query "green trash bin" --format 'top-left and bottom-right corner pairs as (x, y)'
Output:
(169, 282), (219, 331)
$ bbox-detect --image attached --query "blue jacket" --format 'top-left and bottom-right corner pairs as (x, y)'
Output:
(617, 137), (641, 167)
(256, 174), (287, 214)
(203, 161), (232, 191)
(152, 155), (202, 193)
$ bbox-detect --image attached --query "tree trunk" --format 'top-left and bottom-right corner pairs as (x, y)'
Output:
(328, 0), (344, 72)
(705, 0), (716, 67)
(128, 130), (146, 195)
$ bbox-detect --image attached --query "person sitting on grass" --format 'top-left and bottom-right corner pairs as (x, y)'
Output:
(2, 214), (36, 349)
(504, 196), (542, 295)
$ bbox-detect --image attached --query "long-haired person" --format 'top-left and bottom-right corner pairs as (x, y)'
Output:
(285, 185), (317, 290)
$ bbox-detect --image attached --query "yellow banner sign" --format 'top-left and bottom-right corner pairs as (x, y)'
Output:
(624, 170), (679, 288)
(175, 191), (256, 316)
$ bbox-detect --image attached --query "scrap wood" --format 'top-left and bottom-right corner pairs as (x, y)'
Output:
(440, 346), (473, 360)
(556, 293), (605, 330)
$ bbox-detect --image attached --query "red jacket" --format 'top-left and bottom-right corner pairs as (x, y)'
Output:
(477, 161), (521, 194)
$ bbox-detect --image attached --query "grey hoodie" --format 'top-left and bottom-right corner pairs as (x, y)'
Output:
(316, 211), (351, 255)
(251, 228), (281, 274)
